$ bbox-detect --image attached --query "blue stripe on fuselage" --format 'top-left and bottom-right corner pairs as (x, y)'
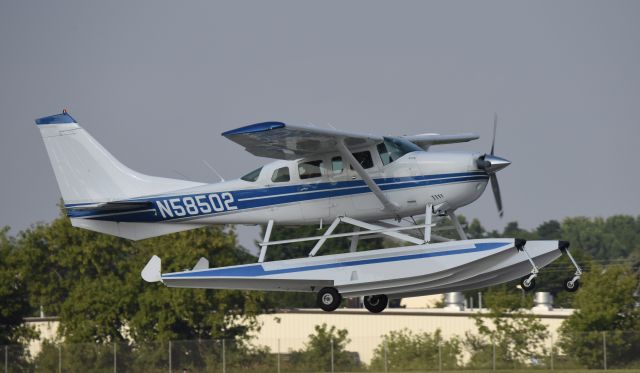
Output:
(66, 171), (488, 222)
(162, 242), (507, 279)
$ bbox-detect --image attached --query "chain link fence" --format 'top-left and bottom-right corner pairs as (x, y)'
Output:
(3, 331), (640, 372)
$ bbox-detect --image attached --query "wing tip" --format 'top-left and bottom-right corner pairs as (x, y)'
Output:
(222, 121), (285, 137)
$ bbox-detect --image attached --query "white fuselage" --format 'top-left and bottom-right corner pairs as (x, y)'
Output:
(130, 149), (488, 226)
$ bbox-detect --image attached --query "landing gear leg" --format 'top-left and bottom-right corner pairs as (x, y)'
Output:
(517, 240), (538, 292)
(317, 287), (342, 312)
(560, 241), (582, 292)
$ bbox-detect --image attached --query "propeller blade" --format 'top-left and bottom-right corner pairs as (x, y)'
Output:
(490, 173), (504, 218)
(490, 113), (497, 155)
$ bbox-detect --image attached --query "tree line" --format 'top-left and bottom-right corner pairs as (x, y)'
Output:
(0, 210), (639, 368)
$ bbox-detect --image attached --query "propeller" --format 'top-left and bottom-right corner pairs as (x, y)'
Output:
(476, 113), (510, 218)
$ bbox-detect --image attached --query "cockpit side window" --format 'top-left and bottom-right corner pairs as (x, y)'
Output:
(377, 143), (393, 166)
(377, 137), (422, 166)
(271, 167), (290, 182)
(299, 160), (323, 179)
(241, 167), (263, 182)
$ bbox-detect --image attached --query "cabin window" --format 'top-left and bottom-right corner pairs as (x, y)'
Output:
(351, 151), (374, 169)
(298, 160), (323, 179)
(241, 167), (262, 182)
(331, 156), (344, 174)
(377, 137), (422, 165)
(271, 167), (290, 182)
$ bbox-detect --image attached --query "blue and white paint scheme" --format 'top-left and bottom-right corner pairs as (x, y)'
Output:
(35, 111), (503, 240)
(36, 110), (583, 312)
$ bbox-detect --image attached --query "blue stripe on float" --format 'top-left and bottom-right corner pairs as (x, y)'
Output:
(162, 242), (508, 279)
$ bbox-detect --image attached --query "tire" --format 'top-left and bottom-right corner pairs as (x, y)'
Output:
(564, 277), (580, 292)
(317, 287), (342, 312)
(520, 275), (536, 292)
(364, 294), (388, 313)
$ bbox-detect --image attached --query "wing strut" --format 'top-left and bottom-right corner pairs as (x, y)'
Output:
(336, 138), (400, 215)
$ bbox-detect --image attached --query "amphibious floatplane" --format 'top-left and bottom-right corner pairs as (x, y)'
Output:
(35, 111), (583, 313)
(141, 217), (582, 313)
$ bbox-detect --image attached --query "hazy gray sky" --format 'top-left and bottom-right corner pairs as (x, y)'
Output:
(1, 1), (639, 250)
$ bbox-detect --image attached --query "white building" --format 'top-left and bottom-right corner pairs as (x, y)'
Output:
(25, 292), (573, 364)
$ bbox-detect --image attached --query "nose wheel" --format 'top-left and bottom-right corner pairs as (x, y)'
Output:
(560, 241), (582, 292)
(317, 287), (342, 312)
(520, 275), (537, 292)
(363, 294), (388, 313)
(563, 276), (580, 292)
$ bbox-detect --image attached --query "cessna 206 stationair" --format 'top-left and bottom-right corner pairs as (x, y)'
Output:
(35, 110), (583, 313)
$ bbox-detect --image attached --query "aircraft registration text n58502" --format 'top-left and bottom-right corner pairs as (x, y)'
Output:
(155, 192), (237, 219)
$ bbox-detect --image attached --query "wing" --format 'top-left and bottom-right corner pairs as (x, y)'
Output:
(222, 122), (383, 160)
(403, 133), (479, 150)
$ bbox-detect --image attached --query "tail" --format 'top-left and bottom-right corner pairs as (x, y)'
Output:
(35, 110), (206, 239)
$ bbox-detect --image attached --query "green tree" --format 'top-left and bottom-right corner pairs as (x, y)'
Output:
(14, 211), (267, 346)
(562, 216), (640, 261)
(0, 227), (35, 345)
(0, 226), (37, 371)
(558, 264), (640, 368)
(370, 328), (461, 371)
(536, 220), (561, 240)
(467, 218), (487, 239)
(464, 287), (549, 369)
(288, 323), (359, 371)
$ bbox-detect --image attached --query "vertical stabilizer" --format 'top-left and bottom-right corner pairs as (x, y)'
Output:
(35, 111), (204, 205)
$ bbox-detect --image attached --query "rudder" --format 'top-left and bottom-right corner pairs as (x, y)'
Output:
(35, 110), (204, 206)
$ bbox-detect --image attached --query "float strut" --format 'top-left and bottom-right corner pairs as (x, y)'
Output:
(424, 204), (432, 243)
(258, 220), (274, 263)
(309, 217), (341, 257)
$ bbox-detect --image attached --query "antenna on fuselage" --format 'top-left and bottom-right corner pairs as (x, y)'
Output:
(202, 160), (225, 182)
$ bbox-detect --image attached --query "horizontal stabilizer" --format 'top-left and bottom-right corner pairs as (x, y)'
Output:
(142, 255), (162, 282)
(67, 201), (153, 212)
(70, 218), (205, 240)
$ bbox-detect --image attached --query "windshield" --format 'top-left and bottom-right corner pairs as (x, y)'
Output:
(241, 167), (262, 182)
(377, 137), (422, 165)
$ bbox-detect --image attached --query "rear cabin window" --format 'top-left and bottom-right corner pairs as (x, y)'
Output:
(241, 167), (262, 182)
(331, 156), (344, 174)
(298, 160), (323, 179)
(351, 151), (374, 169)
(271, 167), (290, 182)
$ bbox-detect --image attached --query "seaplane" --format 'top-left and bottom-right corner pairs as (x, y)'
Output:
(34, 110), (583, 313)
